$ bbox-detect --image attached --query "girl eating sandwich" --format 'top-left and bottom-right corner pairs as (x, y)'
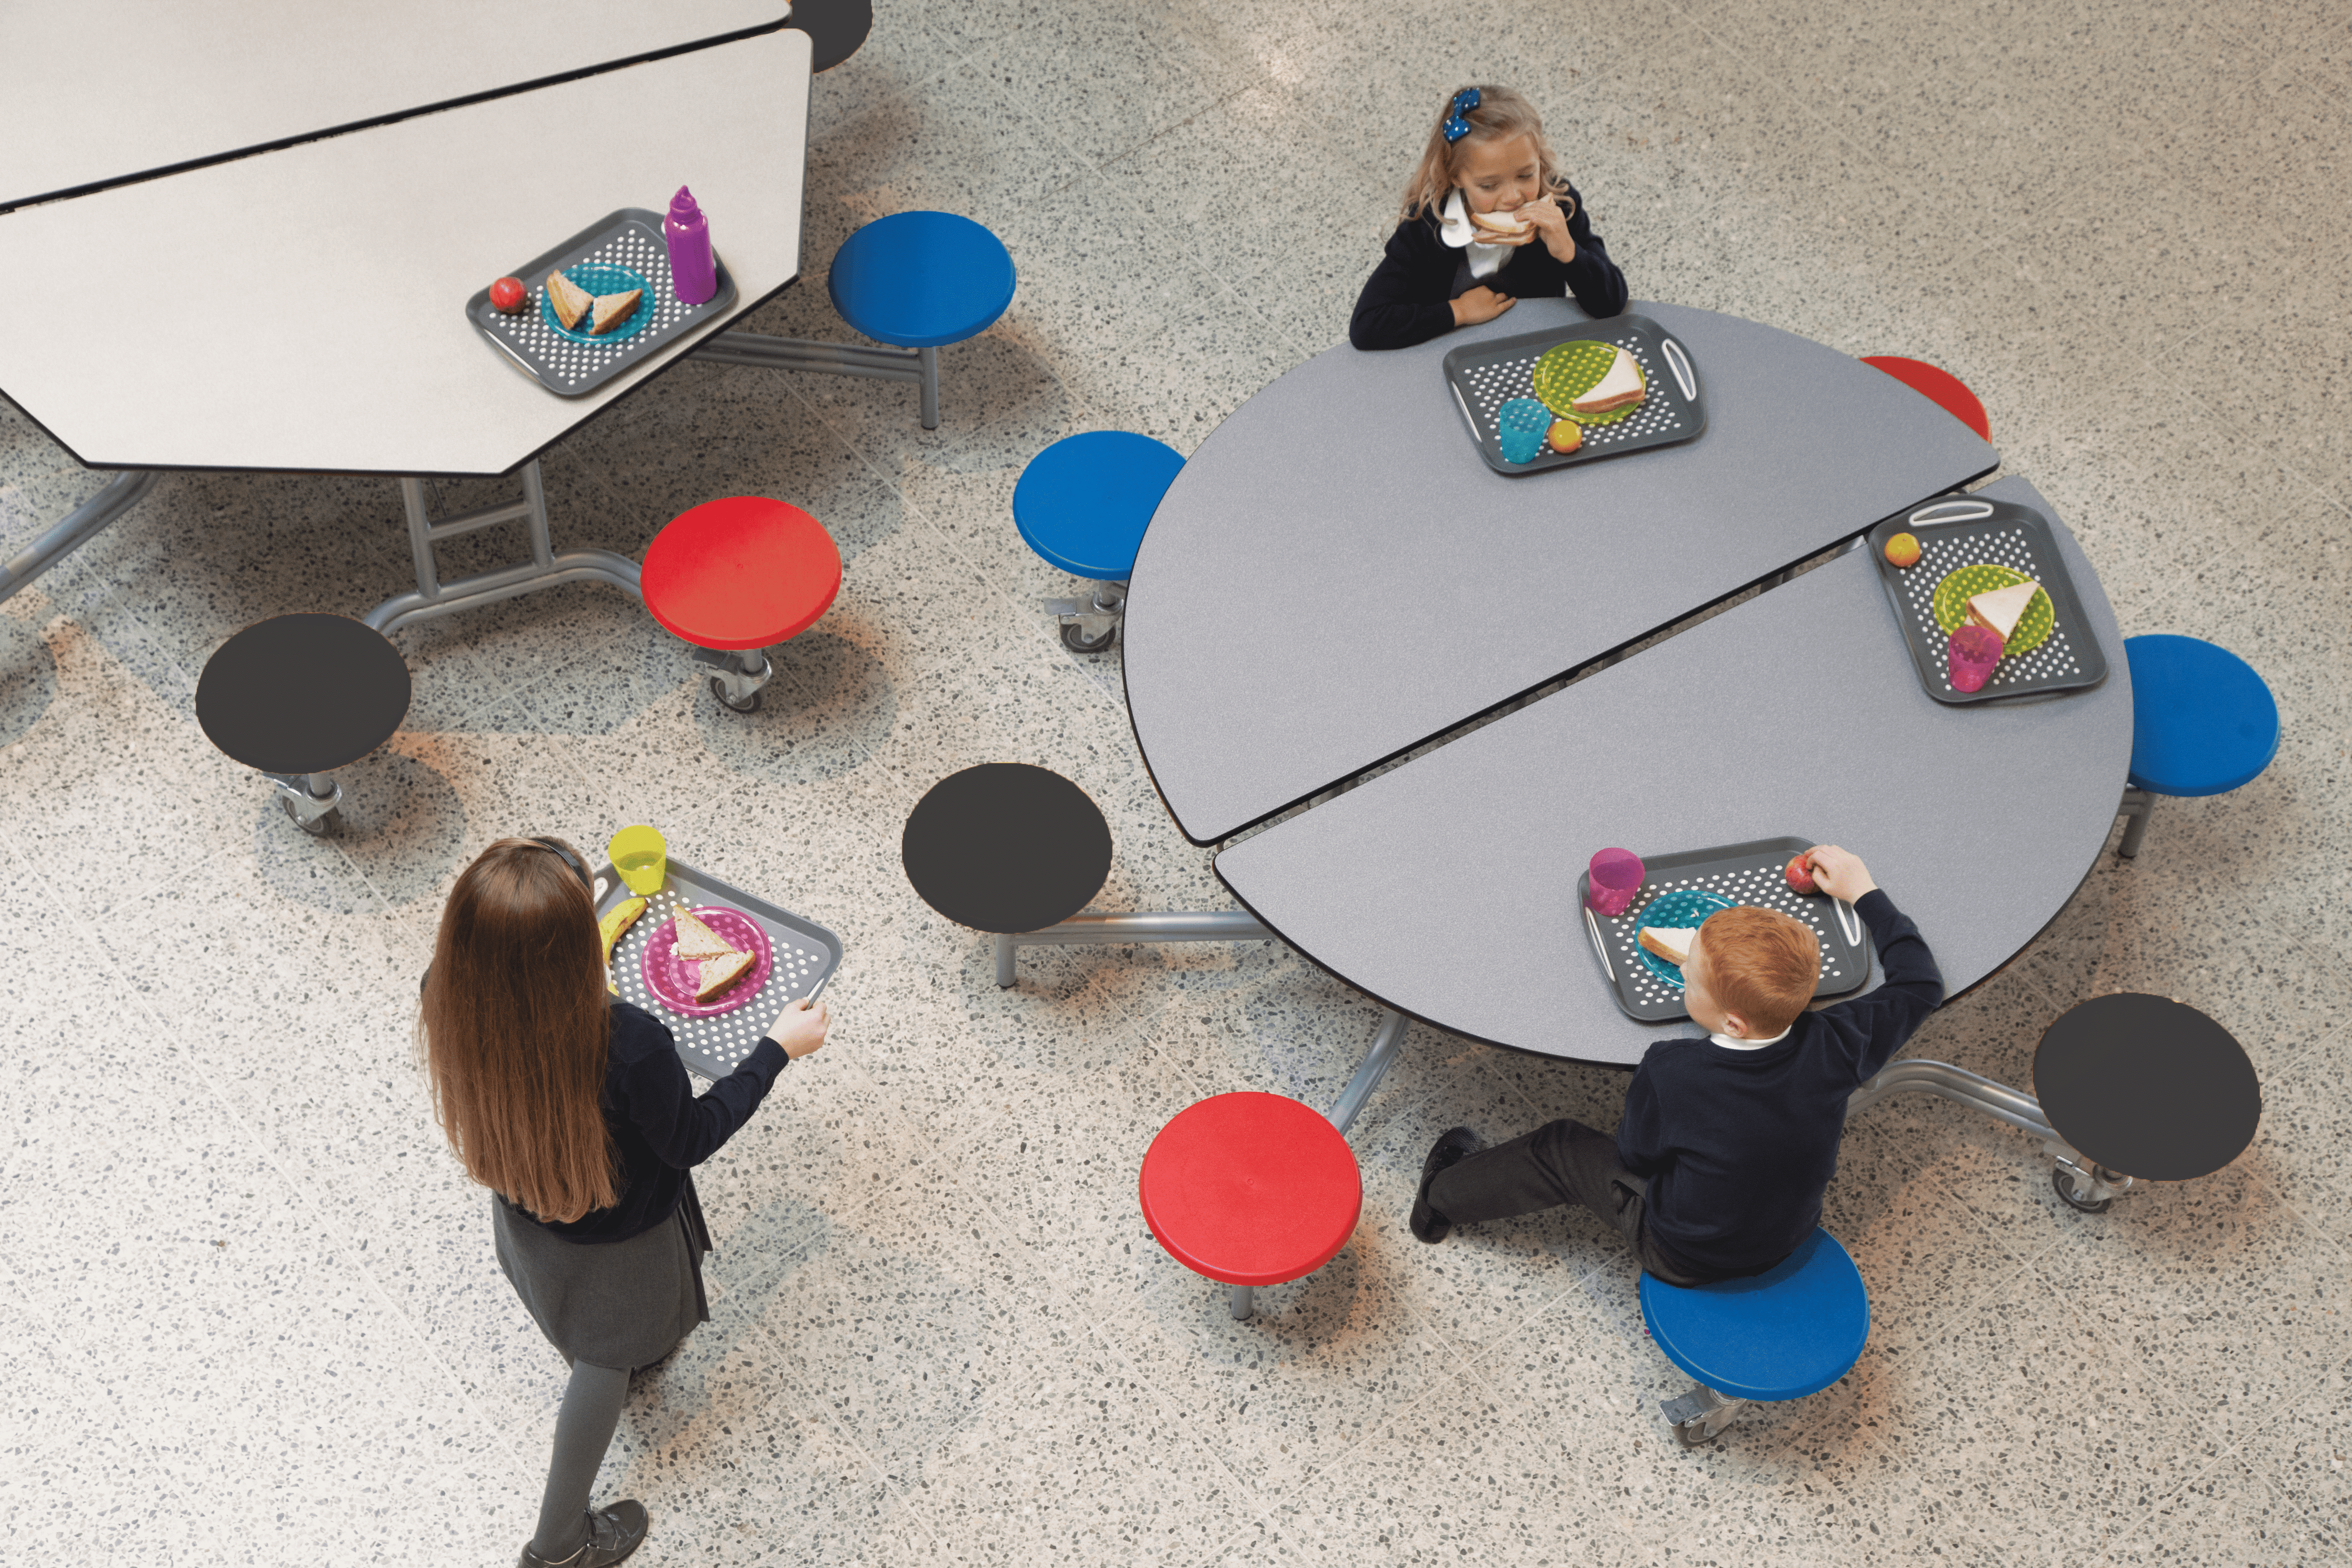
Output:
(1349, 85), (1628, 351)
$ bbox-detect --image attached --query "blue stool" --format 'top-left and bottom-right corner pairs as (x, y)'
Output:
(2115, 634), (2280, 859)
(1014, 431), (1184, 652)
(1638, 1229), (1869, 1446)
(694, 211), (1014, 431)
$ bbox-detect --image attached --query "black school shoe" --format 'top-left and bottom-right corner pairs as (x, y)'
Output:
(1410, 1127), (1479, 1243)
(519, 1501), (649, 1568)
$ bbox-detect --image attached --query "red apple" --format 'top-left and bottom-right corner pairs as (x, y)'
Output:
(1785, 854), (1818, 895)
(489, 276), (526, 313)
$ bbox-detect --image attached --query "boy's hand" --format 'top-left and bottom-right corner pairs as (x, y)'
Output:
(1803, 846), (1877, 903)
(769, 994), (831, 1059)
(1451, 287), (1516, 327)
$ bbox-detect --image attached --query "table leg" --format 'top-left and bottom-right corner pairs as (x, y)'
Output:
(1327, 1008), (1409, 1136)
(1228, 1283), (1254, 1320)
(364, 462), (642, 634)
(0, 469), (160, 609)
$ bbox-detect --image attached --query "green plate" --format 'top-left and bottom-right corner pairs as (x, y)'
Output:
(1931, 563), (2053, 655)
(1532, 340), (1643, 427)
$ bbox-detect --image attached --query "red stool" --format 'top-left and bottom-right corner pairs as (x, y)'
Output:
(1140, 1092), (1363, 1320)
(1859, 356), (1991, 442)
(641, 497), (842, 712)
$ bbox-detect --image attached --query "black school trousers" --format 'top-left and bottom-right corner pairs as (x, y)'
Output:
(1425, 1118), (1722, 1287)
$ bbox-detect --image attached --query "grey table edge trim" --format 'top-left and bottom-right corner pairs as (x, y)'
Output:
(0, 14), (797, 215)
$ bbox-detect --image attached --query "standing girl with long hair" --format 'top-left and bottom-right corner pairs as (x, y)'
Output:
(1349, 85), (1629, 350)
(420, 837), (830, 1567)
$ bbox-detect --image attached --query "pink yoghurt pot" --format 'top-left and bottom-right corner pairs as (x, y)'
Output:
(1586, 848), (1646, 918)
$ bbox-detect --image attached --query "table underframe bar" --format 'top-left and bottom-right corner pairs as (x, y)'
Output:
(0, 469), (160, 609)
(365, 459), (642, 634)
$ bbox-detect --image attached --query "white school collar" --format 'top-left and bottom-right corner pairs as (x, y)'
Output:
(1437, 190), (1511, 280)
(1709, 1025), (1792, 1052)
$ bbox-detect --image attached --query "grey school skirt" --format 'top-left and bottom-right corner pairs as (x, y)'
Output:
(492, 1177), (712, 1371)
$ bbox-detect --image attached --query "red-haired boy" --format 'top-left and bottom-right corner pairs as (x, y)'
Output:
(1411, 846), (1943, 1284)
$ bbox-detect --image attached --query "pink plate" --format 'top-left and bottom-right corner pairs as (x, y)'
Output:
(641, 906), (774, 1017)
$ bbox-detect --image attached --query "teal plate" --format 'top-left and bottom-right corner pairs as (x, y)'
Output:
(1630, 887), (1734, 990)
(537, 262), (654, 346)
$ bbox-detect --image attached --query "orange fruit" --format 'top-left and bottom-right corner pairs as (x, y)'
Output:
(1884, 531), (1921, 568)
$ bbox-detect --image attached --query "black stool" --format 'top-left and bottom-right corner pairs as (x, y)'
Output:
(2035, 994), (2261, 1212)
(901, 763), (1282, 985)
(786, 0), (872, 73)
(196, 614), (411, 835)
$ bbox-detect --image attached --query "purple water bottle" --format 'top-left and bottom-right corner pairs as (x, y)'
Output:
(664, 186), (717, 305)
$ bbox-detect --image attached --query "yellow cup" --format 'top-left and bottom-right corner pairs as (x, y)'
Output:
(608, 825), (668, 895)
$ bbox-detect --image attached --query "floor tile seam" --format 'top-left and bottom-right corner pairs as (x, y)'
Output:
(156, 983), (542, 1487)
(731, 1302), (931, 1530)
(958, 36), (1110, 199)
(0, 1253), (220, 1542)
(1069, 1310), (1277, 1536)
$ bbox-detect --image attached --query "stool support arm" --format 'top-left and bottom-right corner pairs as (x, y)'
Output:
(993, 910), (1274, 986)
(695, 335), (943, 430)
(2117, 787), (2155, 859)
(1847, 1058), (2136, 1209)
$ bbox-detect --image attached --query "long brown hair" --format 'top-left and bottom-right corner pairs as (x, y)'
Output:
(420, 838), (618, 1223)
(1397, 85), (1573, 222)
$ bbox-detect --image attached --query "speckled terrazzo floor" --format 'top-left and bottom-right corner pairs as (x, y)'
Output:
(3, 1), (2348, 1563)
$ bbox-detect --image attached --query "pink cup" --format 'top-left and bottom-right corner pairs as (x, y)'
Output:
(1586, 848), (1645, 918)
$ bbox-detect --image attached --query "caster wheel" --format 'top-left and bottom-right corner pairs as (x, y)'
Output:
(2053, 1165), (2112, 1214)
(709, 676), (762, 713)
(1673, 1422), (1712, 1449)
(281, 797), (339, 836)
(1061, 620), (1117, 654)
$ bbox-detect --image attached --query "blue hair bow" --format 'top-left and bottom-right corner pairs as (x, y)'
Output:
(1441, 88), (1480, 144)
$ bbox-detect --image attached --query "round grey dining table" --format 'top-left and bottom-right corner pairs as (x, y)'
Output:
(1118, 299), (2133, 1066)
(1212, 475), (2133, 1065)
(1122, 299), (2001, 847)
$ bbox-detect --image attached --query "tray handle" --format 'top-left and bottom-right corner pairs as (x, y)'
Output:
(1908, 499), (1993, 526)
(1449, 381), (1481, 445)
(1833, 897), (1862, 949)
(1583, 905), (1615, 982)
(1661, 337), (1697, 401)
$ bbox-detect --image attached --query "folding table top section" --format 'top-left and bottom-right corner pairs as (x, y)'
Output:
(1212, 476), (2130, 1066)
(0, 0), (792, 211)
(1121, 300), (1999, 845)
(0, 28), (810, 477)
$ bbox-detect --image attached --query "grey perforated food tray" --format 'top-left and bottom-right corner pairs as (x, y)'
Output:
(1867, 497), (2109, 705)
(1576, 837), (1871, 1023)
(467, 208), (738, 398)
(1440, 313), (1705, 475)
(592, 856), (841, 1081)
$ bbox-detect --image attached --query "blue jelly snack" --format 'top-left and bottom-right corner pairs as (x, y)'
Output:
(1497, 397), (1552, 464)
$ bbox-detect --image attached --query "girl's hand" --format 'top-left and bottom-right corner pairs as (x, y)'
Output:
(769, 994), (831, 1059)
(1519, 194), (1576, 264)
(1451, 287), (1516, 327)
